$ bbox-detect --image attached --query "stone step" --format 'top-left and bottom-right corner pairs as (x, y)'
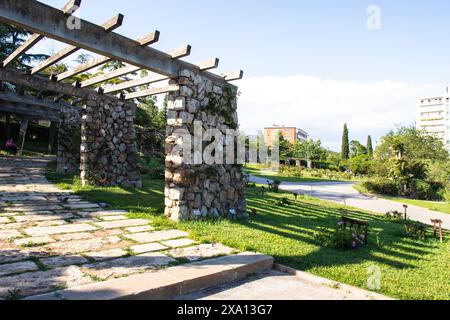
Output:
(26, 252), (274, 300)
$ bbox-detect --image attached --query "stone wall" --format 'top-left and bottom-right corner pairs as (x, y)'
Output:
(165, 70), (246, 221)
(80, 94), (141, 188)
(57, 106), (81, 173)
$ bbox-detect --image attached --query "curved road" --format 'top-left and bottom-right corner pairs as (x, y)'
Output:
(250, 176), (450, 230)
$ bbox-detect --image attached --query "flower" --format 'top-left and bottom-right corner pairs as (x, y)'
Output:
(352, 241), (357, 249)
(337, 221), (344, 227)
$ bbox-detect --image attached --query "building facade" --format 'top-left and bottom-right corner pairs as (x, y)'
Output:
(417, 87), (450, 151)
(264, 125), (309, 146)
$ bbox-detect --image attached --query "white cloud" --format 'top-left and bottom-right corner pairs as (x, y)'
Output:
(237, 75), (440, 151)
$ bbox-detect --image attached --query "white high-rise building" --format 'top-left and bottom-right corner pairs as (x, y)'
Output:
(417, 87), (450, 151)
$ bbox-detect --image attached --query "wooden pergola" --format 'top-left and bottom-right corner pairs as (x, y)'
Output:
(0, 0), (243, 152)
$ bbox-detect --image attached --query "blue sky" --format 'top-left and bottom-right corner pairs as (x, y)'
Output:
(37, 0), (450, 150)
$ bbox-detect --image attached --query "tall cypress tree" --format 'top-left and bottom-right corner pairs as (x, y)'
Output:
(341, 124), (349, 160)
(367, 135), (374, 158)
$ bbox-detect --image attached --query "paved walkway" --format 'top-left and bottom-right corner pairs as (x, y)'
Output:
(177, 268), (391, 300)
(250, 175), (450, 230)
(0, 157), (236, 299)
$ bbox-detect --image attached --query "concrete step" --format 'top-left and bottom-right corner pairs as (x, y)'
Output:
(26, 252), (274, 300)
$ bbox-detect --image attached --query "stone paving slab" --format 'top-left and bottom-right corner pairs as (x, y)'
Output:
(52, 232), (95, 242)
(81, 252), (176, 280)
(14, 236), (56, 247)
(168, 244), (235, 261)
(101, 215), (129, 221)
(0, 266), (93, 298)
(24, 223), (98, 237)
(15, 213), (74, 223)
(0, 250), (30, 264)
(78, 210), (128, 218)
(125, 226), (154, 233)
(0, 229), (22, 241)
(0, 261), (39, 277)
(130, 243), (168, 254)
(0, 217), (10, 224)
(40, 255), (90, 269)
(85, 248), (128, 262)
(161, 238), (197, 248)
(93, 219), (150, 230)
(124, 230), (189, 243)
(46, 236), (124, 255)
(63, 203), (100, 210)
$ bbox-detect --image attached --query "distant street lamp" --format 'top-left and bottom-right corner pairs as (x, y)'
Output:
(403, 204), (408, 221)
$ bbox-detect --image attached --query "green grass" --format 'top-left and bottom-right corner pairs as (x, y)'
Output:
(354, 184), (450, 215)
(244, 164), (336, 183)
(46, 165), (450, 300)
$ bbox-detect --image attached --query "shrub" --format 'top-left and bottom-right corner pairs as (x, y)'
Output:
(139, 157), (164, 179)
(385, 210), (403, 221)
(404, 222), (426, 240)
(313, 221), (368, 250)
(362, 178), (399, 196)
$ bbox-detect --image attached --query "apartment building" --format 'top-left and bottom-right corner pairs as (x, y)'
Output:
(417, 87), (450, 151)
(264, 125), (309, 146)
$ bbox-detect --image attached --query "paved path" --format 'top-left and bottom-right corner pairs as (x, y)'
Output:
(250, 175), (450, 230)
(176, 268), (391, 300)
(0, 157), (235, 299)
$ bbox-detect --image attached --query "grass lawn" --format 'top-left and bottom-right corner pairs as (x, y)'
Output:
(244, 164), (336, 183)
(46, 165), (450, 300)
(354, 184), (450, 215)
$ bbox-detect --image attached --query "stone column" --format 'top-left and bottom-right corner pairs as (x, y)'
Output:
(17, 117), (29, 156)
(57, 106), (81, 173)
(164, 70), (246, 221)
(48, 121), (58, 155)
(5, 113), (11, 140)
(80, 94), (141, 188)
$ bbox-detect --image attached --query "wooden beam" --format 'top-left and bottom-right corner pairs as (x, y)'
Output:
(0, 67), (136, 110)
(56, 31), (160, 82)
(197, 58), (220, 71)
(137, 31), (160, 46)
(31, 14), (124, 75)
(102, 73), (166, 94)
(82, 45), (192, 88)
(223, 70), (244, 81)
(0, 91), (62, 110)
(1, 0), (82, 67)
(0, 0), (238, 88)
(55, 56), (110, 82)
(123, 84), (179, 100)
(167, 45), (192, 59)
(102, 58), (219, 94)
(79, 64), (140, 88)
(0, 101), (60, 122)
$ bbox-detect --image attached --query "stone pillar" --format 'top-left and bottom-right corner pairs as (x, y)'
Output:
(17, 117), (29, 156)
(5, 113), (11, 139)
(164, 70), (246, 221)
(57, 106), (81, 173)
(80, 94), (141, 188)
(48, 121), (58, 155)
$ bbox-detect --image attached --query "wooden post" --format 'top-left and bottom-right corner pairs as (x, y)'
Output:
(431, 219), (443, 243)
(5, 113), (11, 139)
(403, 204), (408, 221)
(48, 121), (58, 154)
(17, 117), (29, 156)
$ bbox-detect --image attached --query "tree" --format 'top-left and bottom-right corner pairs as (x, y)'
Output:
(350, 140), (367, 158)
(375, 126), (449, 162)
(293, 139), (327, 161)
(367, 135), (374, 158)
(278, 132), (293, 159)
(341, 124), (349, 160)
(0, 23), (47, 70)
